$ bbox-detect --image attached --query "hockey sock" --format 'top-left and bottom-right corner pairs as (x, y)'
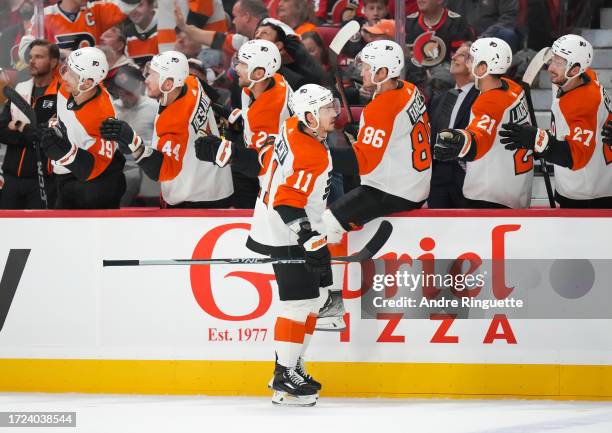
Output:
(274, 299), (316, 368)
(300, 313), (318, 358)
(328, 236), (347, 293)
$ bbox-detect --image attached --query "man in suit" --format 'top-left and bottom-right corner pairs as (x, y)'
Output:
(427, 41), (478, 208)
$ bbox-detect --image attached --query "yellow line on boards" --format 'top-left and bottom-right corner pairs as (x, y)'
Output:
(1, 359), (612, 400)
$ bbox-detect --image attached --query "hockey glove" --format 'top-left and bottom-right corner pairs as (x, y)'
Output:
(343, 122), (359, 144)
(292, 220), (331, 274)
(500, 123), (550, 153)
(100, 118), (143, 155)
(195, 135), (234, 167)
(603, 120), (612, 147)
(434, 129), (473, 161)
(40, 125), (77, 165)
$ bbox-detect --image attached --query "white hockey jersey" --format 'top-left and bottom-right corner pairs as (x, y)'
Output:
(551, 69), (612, 200)
(462, 78), (534, 208)
(353, 80), (432, 202)
(248, 117), (332, 250)
(151, 75), (233, 205)
(241, 73), (292, 179)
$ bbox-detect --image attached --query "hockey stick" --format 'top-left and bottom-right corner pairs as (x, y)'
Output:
(103, 220), (393, 267)
(328, 20), (361, 124)
(2, 86), (48, 209)
(521, 47), (555, 208)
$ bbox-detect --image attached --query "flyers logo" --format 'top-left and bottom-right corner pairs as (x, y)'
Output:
(55, 33), (96, 50)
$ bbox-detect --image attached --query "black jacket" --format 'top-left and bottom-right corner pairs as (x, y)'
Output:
(0, 76), (60, 179)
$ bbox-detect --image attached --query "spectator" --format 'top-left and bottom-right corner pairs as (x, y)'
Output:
(44, 0), (139, 51)
(362, 18), (396, 43)
(427, 42), (477, 208)
(0, 39), (60, 209)
(405, 0), (472, 98)
(301, 31), (331, 72)
(363, 0), (388, 26)
(0, 0), (38, 69)
(123, 0), (159, 68)
(99, 27), (139, 98)
(276, 0), (318, 35)
(173, 0), (268, 58)
(254, 18), (328, 89)
(447, 0), (520, 51)
(109, 66), (158, 206)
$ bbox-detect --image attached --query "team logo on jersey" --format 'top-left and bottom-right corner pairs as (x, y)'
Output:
(411, 31), (447, 68)
(42, 100), (54, 109)
(275, 135), (289, 164)
(55, 33), (96, 51)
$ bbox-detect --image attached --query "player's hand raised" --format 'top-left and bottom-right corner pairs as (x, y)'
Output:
(100, 118), (142, 154)
(434, 129), (473, 161)
(195, 135), (234, 167)
(603, 120), (612, 147)
(500, 123), (550, 154)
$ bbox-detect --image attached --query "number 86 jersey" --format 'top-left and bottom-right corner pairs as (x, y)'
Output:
(353, 80), (432, 203)
(247, 117), (332, 254)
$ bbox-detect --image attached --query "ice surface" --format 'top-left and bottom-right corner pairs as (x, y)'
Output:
(1, 393), (612, 433)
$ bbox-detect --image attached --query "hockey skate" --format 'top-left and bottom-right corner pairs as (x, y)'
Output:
(271, 364), (319, 407)
(315, 290), (346, 331)
(268, 357), (321, 391)
(296, 357), (322, 390)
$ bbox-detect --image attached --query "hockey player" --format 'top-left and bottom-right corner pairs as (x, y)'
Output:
(44, 0), (140, 51)
(499, 34), (612, 208)
(246, 84), (340, 406)
(38, 46), (126, 209)
(320, 40), (432, 329)
(193, 39), (291, 183)
(100, 50), (234, 208)
(433, 37), (534, 209)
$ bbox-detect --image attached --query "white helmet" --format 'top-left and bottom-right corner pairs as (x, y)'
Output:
(237, 39), (281, 86)
(149, 50), (189, 103)
(552, 34), (593, 79)
(359, 40), (404, 85)
(66, 46), (108, 89)
(291, 84), (334, 129)
(470, 37), (512, 79)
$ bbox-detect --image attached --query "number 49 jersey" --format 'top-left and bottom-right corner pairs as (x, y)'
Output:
(463, 78), (534, 209)
(551, 69), (612, 200)
(247, 117), (332, 253)
(353, 80), (432, 203)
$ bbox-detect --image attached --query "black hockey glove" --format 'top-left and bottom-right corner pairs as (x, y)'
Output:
(343, 122), (359, 144)
(195, 135), (234, 167)
(40, 125), (75, 163)
(500, 123), (550, 153)
(294, 220), (331, 274)
(434, 128), (474, 161)
(603, 120), (612, 147)
(100, 118), (143, 155)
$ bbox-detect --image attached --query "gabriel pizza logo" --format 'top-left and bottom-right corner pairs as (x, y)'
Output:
(411, 31), (447, 68)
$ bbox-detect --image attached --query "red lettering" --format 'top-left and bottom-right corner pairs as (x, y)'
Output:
(491, 225), (521, 299)
(430, 314), (459, 343)
(449, 252), (483, 299)
(483, 314), (517, 344)
(340, 312), (351, 342)
(376, 313), (405, 343)
(378, 252), (413, 298)
(190, 223), (275, 321)
(418, 237), (440, 299)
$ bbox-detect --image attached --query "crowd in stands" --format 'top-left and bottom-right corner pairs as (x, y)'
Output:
(0, 0), (608, 210)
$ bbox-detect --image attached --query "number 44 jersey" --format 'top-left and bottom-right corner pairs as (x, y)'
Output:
(353, 81), (432, 203)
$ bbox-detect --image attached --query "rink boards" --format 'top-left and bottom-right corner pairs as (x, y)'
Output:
(1, 208), (612, 399)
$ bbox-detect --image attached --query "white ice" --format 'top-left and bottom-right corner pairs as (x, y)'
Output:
(1, 393), (612, 433)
